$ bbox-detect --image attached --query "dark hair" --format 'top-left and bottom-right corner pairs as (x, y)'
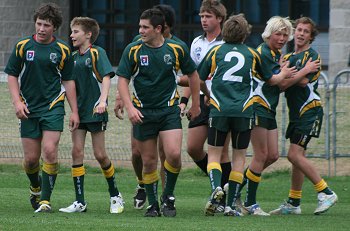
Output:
(294, 17), (319, 43)
(153, 4), (175, 29)
(222, 14), (251, 44)
(33, 3), (62, 30)
(200, 0), (227, 27)
(140, 8), (165, 33)
(70, 17), (100, 44)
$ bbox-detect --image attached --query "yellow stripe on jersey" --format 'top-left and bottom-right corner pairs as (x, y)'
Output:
(209, 98), (220, 111)
(256, 46), (262, 54)
(242, 97), (255, 112)
(129, 44), (142, 74)
(169, 89), (180, 106)
(49, 92), (65, 110)
(16, 39), (30, 58)
(90, 48), (103, 82)
(207, 45), (221, 75)
(253, 95), (270, 109)
(301, 51), (310, 66)
(132, 95), (142, 107)
(168, 43), (184, 72)
(57, 42), (71, 70)
(283, 53), (293, 61)
(299, 99), (322, 116)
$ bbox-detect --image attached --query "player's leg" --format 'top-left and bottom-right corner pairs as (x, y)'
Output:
(35, 130), (61, 212)
(158, 139), (166, 190)
(205, 123), (226, 216)
(159, 128), (182, 217)
(216, 133), (231, 213)
(22, 137), (42, 210)
(59, 128), (87, 213)
(20, 118), (42, 210)
(131, 132), (146, 209)
(187, 95), (210, 175)
(138, 137), (160, 217)
(90, 124), (124, 214)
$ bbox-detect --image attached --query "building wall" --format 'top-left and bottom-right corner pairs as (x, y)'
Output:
(329, 0), (350, 79)
(0, 0), (70, 70)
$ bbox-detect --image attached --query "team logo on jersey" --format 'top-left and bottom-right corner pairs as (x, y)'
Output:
(163, 54), (172, 65)
(85, 58), (91, 67)
(50, 53), (57, 63)
(195, 47), (201, 60)
(26, 51), (35, 61)
(140, 55), (149, 66)
(295, 59), (302, 70)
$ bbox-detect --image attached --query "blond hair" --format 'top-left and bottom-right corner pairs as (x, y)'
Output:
(261, 16), (293, 43)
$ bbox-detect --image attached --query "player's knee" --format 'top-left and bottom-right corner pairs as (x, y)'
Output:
(267, 152), (279, 164)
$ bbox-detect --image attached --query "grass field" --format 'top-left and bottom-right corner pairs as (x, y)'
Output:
(0, 164), (349, 231)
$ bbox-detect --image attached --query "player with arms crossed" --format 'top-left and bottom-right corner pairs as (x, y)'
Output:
(270, 17), (338, 215)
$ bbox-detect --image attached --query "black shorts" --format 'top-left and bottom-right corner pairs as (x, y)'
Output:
(188, 95), (210, 128)
(254, 115), (277, 130)
(78, 121), (107, 133)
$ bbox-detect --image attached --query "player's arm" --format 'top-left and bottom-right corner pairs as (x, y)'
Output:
(8, 75), (29, 119)
(266, 61), (297, 85)
(62, 80), (80, 131)
(114, 89), (124, 120)
(117, 76), (143, 125)
(279, 58), (320, 91)
(186, 71), (201, 121)
(95, 75), (111, 114)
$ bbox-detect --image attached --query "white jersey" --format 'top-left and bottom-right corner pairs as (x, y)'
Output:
(190, 33), (224, 93)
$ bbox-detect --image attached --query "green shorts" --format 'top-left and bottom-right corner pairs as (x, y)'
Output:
(254, 115), (277, 130)
(20, 113), (64, 138)
(133, 106), (182, 141)
(78, 121), (107, 133)
(209, 116), (253, 133)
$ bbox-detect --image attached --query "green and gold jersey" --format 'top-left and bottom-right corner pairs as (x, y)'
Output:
(73, 45), (115, 123)
(254, 42), (282, 119)
(284, 47), (323, 122)
(197, 43), (267, 118)
(4, 35), (73, 117)
(116, 38), (196, 108)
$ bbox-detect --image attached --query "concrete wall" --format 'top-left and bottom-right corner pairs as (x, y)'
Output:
(329, 0), (350, 79)
(0, 0), (70, 70)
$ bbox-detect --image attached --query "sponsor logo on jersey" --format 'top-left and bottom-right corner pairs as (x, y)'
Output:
(50, 53), (58, 63)
(26, 50), (35, 61)
(163, 54), (172, 65)
(140, 55), (149, 66)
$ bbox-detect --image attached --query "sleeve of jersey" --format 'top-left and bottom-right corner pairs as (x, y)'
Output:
(4, 44), (23, 77)
(197, 53), (211, 81)
(61, 48), (74, 81)
(97, 47), (115, 79)
(259, 52), (275, 81)
(116, 45), (134, 80)
(178, 45), (196, 75)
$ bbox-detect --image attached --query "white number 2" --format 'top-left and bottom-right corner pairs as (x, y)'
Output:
(222, 51), (245, 82)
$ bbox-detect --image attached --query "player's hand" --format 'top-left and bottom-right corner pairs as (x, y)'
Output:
(204, 95), (211, 106)
(304, 58), (320, 73)
(14, 101), (29, 119)
(280, 61), (297, 78)
(126, 106), (144, 125)
(114, 96), (124, 120)
(69, 111), (80, 132)
(178, 103), (187, 117)
(187, 105), (200, 121)
(95, 101), (107, 114)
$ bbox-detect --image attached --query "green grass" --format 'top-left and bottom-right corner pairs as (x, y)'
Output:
(0, 164), (349, 231)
